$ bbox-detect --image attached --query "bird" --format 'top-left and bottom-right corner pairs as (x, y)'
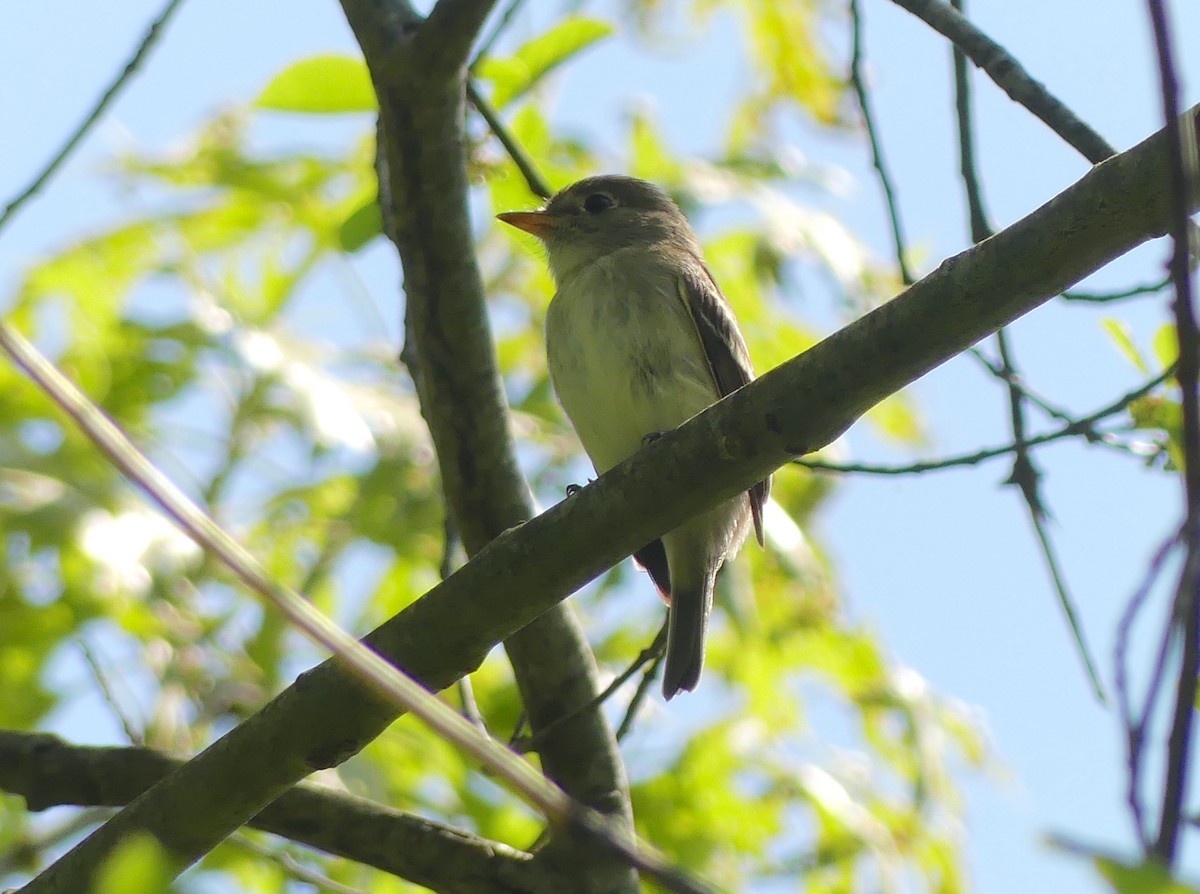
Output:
(498, 175), (769, 699)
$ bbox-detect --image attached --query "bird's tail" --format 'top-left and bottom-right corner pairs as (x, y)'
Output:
(662, 567), (716, 700)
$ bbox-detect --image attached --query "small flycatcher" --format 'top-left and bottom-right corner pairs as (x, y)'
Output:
(499, 175), (769, 699)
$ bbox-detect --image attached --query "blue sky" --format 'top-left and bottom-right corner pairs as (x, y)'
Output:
(2, 1), (1198, 892)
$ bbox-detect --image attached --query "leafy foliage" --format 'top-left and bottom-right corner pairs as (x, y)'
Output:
(0, 5), (1096, 893)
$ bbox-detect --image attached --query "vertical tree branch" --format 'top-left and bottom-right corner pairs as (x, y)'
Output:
(1147, 0), (1200, 866)
(345, 0), (637, 888)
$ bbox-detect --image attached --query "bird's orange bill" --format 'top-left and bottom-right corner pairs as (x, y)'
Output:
(497, 210), (555, 237)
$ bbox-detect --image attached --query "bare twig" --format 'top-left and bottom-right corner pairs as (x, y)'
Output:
(1146, 0), (1200, 866)
(1062, 278), (1171, 303)
(78, 639), (144, 746)
(967, 346), (1075, 423)
(0, 0), (188, 235)
(796, 366), (1173, 476)
(522, 622), (667, 753)
(1116, 534), (1182, 850)
(470, 0), (530, 68)
(849, 0), (914, 285)
(946, 0), (1100, 701)
(888, 0), (1115, 163)
(467, 79), (553, 198)
(615, 647), (663, 742)
(230, 834), (371, 894)
(948, 0), (993, 244)
(996, 329), (1106, 699)
(458, 676), (488, 733)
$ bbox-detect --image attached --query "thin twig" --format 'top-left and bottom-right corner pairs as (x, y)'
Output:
(522, 622), (667, 753)
(1146, 0), (1200, 866)
(467, 80), (553, 199)
(77, 640), (144, 746)
(230, 833), (371, 894)
(793, 329), (1173, 480)
(888, 0), (1115, 163)
(967, 346), (1075, 424)
(997, 329), (1106, 700)
(615, 647), (663, 742)
(470, 0), (529, 68)
(1062, 278), (1172, 303)
(1026, 487), (1107, 700)
(458, 677), (488, 733)
(949, 1), (1101, 701)
(849, 0), (914, 285)
(0, 0), (188, 235)
(1116, 534), (1182, 850)
(949, 0), (992, 244)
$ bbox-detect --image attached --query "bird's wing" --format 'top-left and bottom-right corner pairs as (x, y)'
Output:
(677, 262), (770, 546)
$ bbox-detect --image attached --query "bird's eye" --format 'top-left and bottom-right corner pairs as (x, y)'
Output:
(582, 193), (615, 214)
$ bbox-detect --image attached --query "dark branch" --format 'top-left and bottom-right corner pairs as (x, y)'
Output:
(1147, 0), (1200, 866)
(889, 0), (1116, 163)
(0, 731), (541, 893)
(420, 0), (499, 75)
(849, 0), (914, 285)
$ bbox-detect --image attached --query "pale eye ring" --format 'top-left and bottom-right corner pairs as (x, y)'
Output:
(582, 193), (615, 214)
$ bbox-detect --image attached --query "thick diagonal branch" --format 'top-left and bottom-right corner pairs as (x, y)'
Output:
(18, 105), (1197, 894)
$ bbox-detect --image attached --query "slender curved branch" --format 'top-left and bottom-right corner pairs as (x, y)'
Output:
(888, 0), (1115, 163)
(1062, 278), (1171, 303)
(795, 367), (1172, 476)
(0, 0), (188, 235)
(468, 80), (553, 199)
(848, 0), (913, 285)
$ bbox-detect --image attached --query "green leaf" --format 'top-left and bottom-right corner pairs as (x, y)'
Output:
(256, 54), (376, 114)
(865, 393), (928, 446)
(93, 832), (174, 894)
(1102, 318), (1150, 374)
(339, 199), (383, 252)
(475, 17), (613, 109)
(629, 111), (684, 183)
(1093, 855), (1199, 894)
(1153, 322), (1179, 369)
